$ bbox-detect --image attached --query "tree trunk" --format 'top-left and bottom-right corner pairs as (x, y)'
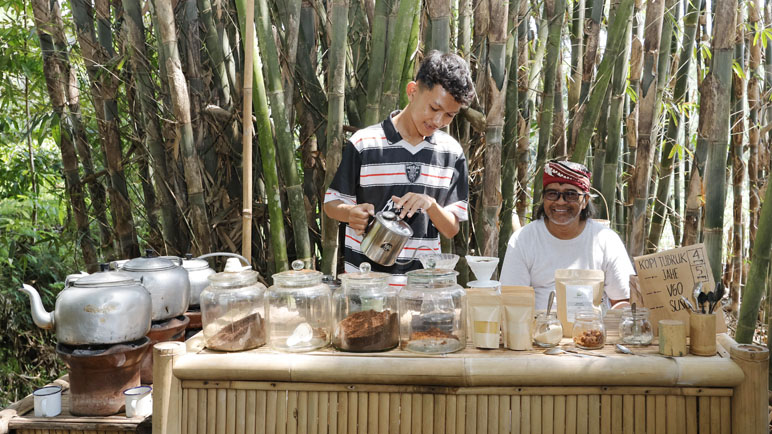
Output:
(514, 0), (529, 223)
(235, 0), (289, 272)
(702, 0), (737, 282)
(646, 0), (700, 253)
(480, 0), (508, 258)
(500, 0), (521, 259)
(152, 0), (214, 255)
(276, 0), (302, 123)
(427, 0), (450, 53)
(122, 0), (183, 253)
(627, 0), (665, 257)
(570, 0), (635, 164)
(363, 0), (393, 125)
(748, 0), (763, 257)
(599, 0), (634, 223)
(198, 0), (232, 108)
(566, 0), (584, 148)
(321, 0), (349, 275)
(379, 0), (421, 116)
(255, 0), (313, 267)
(31, 0), (99, 272)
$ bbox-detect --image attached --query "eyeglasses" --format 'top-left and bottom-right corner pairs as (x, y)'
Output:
(543, 189), (586, 202)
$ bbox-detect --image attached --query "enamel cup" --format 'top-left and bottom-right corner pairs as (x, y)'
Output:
(33, 385), (62, 417)
(124, 385), (153, 418)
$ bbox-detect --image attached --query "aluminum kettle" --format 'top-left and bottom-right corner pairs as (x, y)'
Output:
(360, 211), (414, 266)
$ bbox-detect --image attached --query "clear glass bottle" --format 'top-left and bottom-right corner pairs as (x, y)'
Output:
(332, 263), (399, 352)
(267, 260), (332, 352)
(618, 307), (653, 346)
(532, 312), (563, 348)
(200, 258), (266, 351)
(572, 309), (606, 350)
(399, 268), (466, 354)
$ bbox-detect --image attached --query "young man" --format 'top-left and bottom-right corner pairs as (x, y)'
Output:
(500, 160), (634, 310)
(324, 51), (475, 285)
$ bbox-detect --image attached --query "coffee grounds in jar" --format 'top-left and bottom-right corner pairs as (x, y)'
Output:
(409, 327), (459, 342)
(334, 309), (398, 352)
(207, 312), (266, 351)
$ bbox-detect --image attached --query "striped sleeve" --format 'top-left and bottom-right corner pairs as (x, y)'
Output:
(324, 141), (359, 205)
(442, 152), (469, 222)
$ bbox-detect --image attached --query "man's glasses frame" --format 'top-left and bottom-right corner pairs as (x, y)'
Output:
(543, 189), (587, 203)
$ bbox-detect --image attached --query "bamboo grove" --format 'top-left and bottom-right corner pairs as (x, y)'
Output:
(15, 0), (772, 345)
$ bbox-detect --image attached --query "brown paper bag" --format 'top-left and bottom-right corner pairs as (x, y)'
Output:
(633, 244), (727, 336)
(554, 269), (604, 337)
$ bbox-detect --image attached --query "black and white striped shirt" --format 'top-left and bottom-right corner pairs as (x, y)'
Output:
(325, 112), (469, 286)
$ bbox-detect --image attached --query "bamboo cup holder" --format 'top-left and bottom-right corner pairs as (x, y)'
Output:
(689, 313), (717, 356)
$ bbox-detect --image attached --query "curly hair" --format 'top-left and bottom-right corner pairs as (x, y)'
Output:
(534, 198), (596, 221)
(415, 51), (476, 106)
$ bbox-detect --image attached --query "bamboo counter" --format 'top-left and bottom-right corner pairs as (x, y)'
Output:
(152, 333), (768, 434)
(0, 376), (151, 434)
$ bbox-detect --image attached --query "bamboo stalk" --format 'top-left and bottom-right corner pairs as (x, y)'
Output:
(427, 0), (451, 53)
(363, 0), (392, 125)
(240, 0), (255, 262)
(702, 0), (737, 281)
(500, 0), (521, 259)
(379, 0), (421, 117)
(234, 0), (289, 272)
(255, 0), (312, 267)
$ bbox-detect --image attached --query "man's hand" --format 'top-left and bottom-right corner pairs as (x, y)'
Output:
(347, 203), (375, 235)
(391, 193), (436, 219)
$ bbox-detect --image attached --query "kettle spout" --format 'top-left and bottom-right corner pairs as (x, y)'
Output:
(19, 284), (54, 330)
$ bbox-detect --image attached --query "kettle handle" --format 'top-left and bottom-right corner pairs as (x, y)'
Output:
(394, 245), (435, 266)
(197, 252), (250, 266)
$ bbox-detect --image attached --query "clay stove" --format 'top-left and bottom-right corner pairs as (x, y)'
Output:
(139, 315), (189, 383)
(56, 337), (150, 416)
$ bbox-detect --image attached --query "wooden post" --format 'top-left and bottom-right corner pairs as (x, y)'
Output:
(727, 341), (768, 434)
(658, 320), (686, 356)
(689, 313), (716, 356)
(153, 341), (186, 434)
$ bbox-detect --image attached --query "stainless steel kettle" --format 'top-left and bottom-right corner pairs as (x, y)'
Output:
(360, 211), (414, 266)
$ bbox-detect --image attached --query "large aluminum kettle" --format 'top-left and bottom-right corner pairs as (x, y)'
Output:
(162, 252), (250, 307)
(19, 266), (152, 345)
(360, 211), (414, 266)
(120, 250), (190, 321)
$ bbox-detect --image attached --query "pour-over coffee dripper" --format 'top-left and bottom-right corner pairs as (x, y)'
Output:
(417, 253), (460, 270)
(466, 255), (499, 281)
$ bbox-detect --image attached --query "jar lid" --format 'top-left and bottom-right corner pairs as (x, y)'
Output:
(123, 254), (177, 272)
(272, 260), (323, 287)
(405, 268), (459, 285)
(208, 268), (260, 288)
(71, 271), (140, 287)
(621, 306), (649, 316)
(339, 262), (391, 284)
(375, 211), (413, 237)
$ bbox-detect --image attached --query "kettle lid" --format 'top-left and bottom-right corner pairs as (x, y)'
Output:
(124, 251), (177, 271)
(375, 211), (413, 237)
(71, 270), (139, 287)
(180, 254), (210, 271)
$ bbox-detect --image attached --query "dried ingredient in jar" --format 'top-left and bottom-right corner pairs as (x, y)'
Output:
(333, 309), (399, 351)
(206, 312), (266, 351)
(409, 327), (459, 342)
(574, 329), (604, 348)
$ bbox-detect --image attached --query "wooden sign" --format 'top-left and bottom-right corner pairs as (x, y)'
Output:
(633, 244), (726, 336)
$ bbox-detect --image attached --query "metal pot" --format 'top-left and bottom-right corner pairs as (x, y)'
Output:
(121, 251), (190, 321)
(360, 211), (414, 266)
(162, 252), (249, 308)
(19, 266), (152, 345)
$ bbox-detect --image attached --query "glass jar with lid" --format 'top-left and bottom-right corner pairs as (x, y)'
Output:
(200, 258), (267, 351)
(572, 309), (606, 350)
(267, 260), (332, 352)
(618, 306), (653, 346)
(399, 268), (466, 354)
(332, 263), (399, 352)
(532, 312), (563, 348)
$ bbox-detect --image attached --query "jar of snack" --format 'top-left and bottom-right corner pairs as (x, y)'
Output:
(532, 312), (563, 348)
(399, 268), (466, 354)
(267, 260), (332, 352)
(572, 309), (605, 350)
(200, 258), (266, 351)
(333, 263), (399, 352)
(618, 306), (653, 346)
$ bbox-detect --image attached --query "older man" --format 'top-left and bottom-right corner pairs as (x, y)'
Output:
(500, 160), (634, 310)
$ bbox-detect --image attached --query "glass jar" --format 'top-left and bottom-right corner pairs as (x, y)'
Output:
(267, 260), (332, 352)
(618, 307), (653, 346)
(333, 263), (399, 352)
(532, 312), (563, 348)
(200, 258), (267, 351)
(572, 309), (605, 350)
(399, 268), (466, 354)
